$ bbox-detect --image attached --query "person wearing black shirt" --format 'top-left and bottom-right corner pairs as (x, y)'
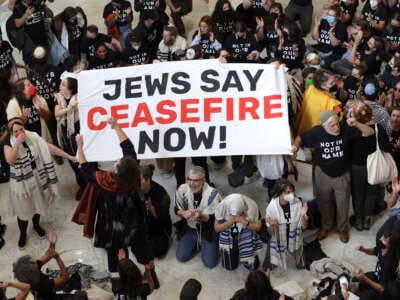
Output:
(140, 164), (172, 258)
(103, 0), (133, 48)
(311, 5), (347, 68)
(379, 56), (400, 91)
(292, 109), (375, 243)
(343, 64), (366, 101)
(191, 15), (222, 59)
(390, 106), (400, 172)
(0, 30), (14, 79)
(123, 31), (150, 65)
(85, 25), (120, 58)
(235, 0), (270, 33)
(284, 0), (313, 36)
(340, 0), (358, 27)
(133, 10), (164, 61)
(383, 11), (400, 53)
(211, 0), (236, 47)
(134, 0), (169, 25)
(361, 0), (388, 35)
(354, 230), (400, 300)
(276, 20), (305, 71)
(225, 21), (258, 63)
(88, 41), (120, 69)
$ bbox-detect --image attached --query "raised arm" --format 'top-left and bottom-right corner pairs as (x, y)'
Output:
(0, 281), (31, 300)
(109, 117), (128, 143)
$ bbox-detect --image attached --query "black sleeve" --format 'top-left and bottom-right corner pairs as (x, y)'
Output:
(334, 22), (348, 42)
(300, 127), (318, 148)
(377, 124), (393, 153)
(380, 256), (398, 285)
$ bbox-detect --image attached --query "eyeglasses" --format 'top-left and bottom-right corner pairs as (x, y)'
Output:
(187, 177), (204, 182)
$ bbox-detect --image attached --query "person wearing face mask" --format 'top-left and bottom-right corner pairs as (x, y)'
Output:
(292, 110), (375, 243)
(264, 179), (308, 271)
(349, 104), (391, 231)
(311, 4), (347, 68)
(360, 0), (388, 35)
(225, 21), (259, 63)
(211, 0), (236, 47)
(6, 78), (51, 139)
(214, 193), (262, 271)
(4, 119), (76, 249)
(122, 31), (150, 65)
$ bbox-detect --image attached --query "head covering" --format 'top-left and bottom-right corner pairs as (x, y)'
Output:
(306, 52), (319, 63)
(33, 46), (46, 60)
(363, 82), (377, 97)
(180, 278), (202, 300)
(320, 110), (335, 125)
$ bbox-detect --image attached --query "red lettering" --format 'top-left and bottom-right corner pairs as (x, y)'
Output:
(264, 95), (282, 119)
(87, 106), (107, 130)
(131, 103), (154, 127)
(181, 99), (200, 123)
(111, 104), (129, 128)
(239, 97), (260, 120)
(226, 97), (234, 121)
(155, 100), (177, 124)
(204, 98), (222, 122)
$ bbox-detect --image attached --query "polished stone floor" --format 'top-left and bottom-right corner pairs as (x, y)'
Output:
(0, 0), (392, 299)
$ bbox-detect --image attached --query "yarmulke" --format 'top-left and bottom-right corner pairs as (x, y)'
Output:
(364, 82), (377, 96)
(33, 46), (46, 60)
(320, 110), (335, 125)
(306, 52), (319, 63)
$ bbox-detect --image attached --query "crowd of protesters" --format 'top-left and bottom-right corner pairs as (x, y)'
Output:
(1, 0), (400, 299)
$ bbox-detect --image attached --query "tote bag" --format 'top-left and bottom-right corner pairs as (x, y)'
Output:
(367, 124), (397, 185)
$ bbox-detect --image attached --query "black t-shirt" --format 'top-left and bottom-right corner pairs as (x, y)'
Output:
(28, 66), (62, 110)
(88, 51), (119, 69)
(20, 100), (41, 135)
(349, 124), (392, 165)
(123, 46), (149, 65)
(361, 3), (388, 34)
(290, 0), (312, 6)
(340, 1), (357, 26)
(13, 3), (47, 45)
(281, 202), (291, 246)
(0, 40), (13, 69)
(248, 0), (267, 17)
(390, 130), (400, 170)
(134, 22), (163, 60)
(67, 23), (85, 56)
(192, 32), (219, 58)
(374, 249), (399, 285)
(85, 33), (112, 58)
(134, 0), (166, 13)
(214, 12), (236, 36)
(315, 20), (347, 53)
(31, 260), (56, 300)
(380, 69), (400, 90)
(112, 277), (150, 300)
(301, 124), (360, 177)
(278, 37), (305, 70)
(225, 33), (258, 62)
(344, 75), (359, 100)
(103, 1), (133, 26)
(384, 25), (400, 50)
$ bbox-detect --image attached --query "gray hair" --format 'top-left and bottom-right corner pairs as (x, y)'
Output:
(188, 165), (205, 179)
(13, 255), (41, 286)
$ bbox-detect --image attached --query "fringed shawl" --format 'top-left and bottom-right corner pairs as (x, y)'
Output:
(266, 196), (303, 270)
(9, 130), (58, 210)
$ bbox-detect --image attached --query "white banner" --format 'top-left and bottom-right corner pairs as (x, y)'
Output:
(78, 59), (291, 161)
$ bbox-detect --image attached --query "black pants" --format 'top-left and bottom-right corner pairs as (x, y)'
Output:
(150, 232), (170, 258)
(170, 0), (192, 35)
(174, 156), (210, 187)
(231, 155), (255, 177)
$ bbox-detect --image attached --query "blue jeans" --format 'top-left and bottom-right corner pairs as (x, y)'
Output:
(176, 228), (218, 268)
(119, 24), (132, 49)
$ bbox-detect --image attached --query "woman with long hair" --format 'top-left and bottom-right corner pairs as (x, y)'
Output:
(191, 15), (222, 58)
(211, 0), (236, 47)
(112, 249), (154, 299)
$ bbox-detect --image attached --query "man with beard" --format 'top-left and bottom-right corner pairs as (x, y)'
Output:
(156, 25), (187, 61)
(174, 166), (222, 268)
(292, 110), (374, 243)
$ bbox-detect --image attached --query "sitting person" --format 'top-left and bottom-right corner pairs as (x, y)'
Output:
(231, 269), (291, 300)
(0, 281), (30, 300)
(140, 164), (172, 258)
(174, 165), (222, 268)
(112, 249), (154, 300)
(12, 231), (71, 300)
(214, 193), (263, 271)
(354, 230), (400, 299)
(265, 179), (308, 271)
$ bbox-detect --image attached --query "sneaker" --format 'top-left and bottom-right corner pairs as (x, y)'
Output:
(355, 218), (363, 231)
(18, 233), (27, 250)
(339, 231), (349, 243)
(34, 225), (46, 239)
(317, 229), (328, 241)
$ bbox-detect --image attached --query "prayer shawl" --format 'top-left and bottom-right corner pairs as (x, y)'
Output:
(9, 130), (58, 207)
(215, 194), (263, 264)
(72, 169), (135, 238)
(54, 92), (78, 146)
(266, 196), (303, 270)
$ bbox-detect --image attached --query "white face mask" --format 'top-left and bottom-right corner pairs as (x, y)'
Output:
(133, 45), (140, 51)
(283, 193), (295, 203)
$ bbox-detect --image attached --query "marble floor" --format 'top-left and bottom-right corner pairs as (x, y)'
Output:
(0, 0), (391, 299)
